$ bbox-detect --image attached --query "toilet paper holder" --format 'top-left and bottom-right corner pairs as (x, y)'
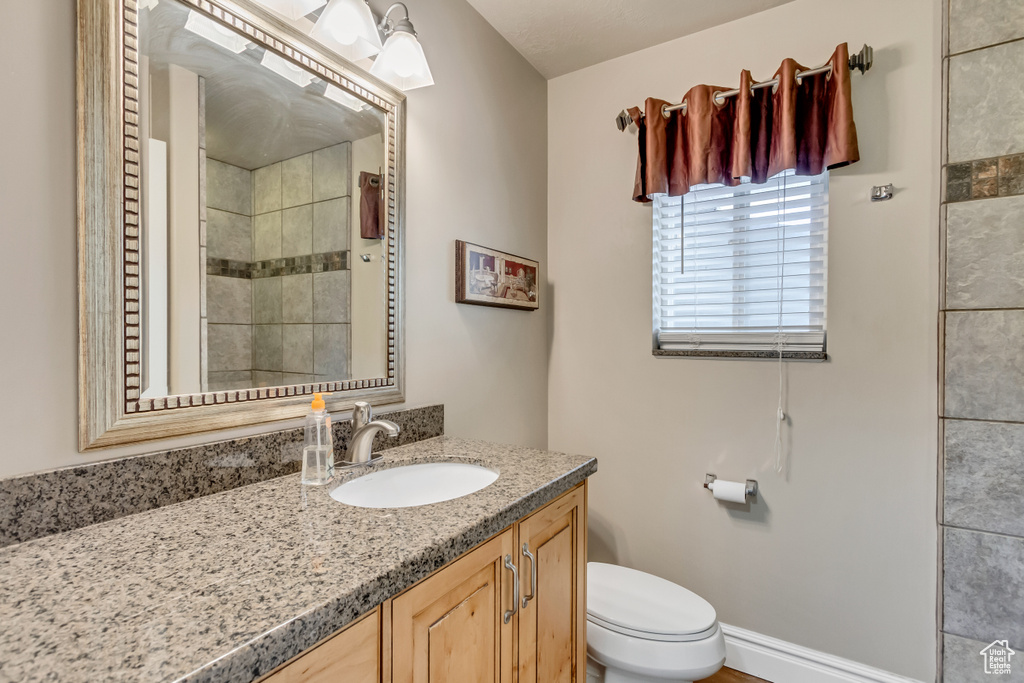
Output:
(704, 474), (758, 500)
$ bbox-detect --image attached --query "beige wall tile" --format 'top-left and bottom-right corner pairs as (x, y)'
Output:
(207, 209), (251, 262)
(207, 275), (251, 324)
(253, 324), (283, 372)
(313, 142), (350, 202)
(313, 197), (350, 254)
(313, 323), (349, 378)
(206, 159), (251, 215)
(253, 277), (282, 324)
(282, 324), (313, 374)
(945, 310), (1024, 421)
(949, 0), (1024, 54)
(253, 162), (282, 215)
(253, 211), (282, 261)
(313, 270), (351, 323)
(282, 205), (313, 258)
(207, 324), (251, 372)
(282, 274), (313, 323)
(948, 41), (1024, 162)
(282, 153), (312, 209)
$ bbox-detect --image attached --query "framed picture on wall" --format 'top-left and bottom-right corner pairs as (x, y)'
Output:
(455, 240), (539, 311)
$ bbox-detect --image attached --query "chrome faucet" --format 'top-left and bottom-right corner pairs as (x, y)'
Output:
(346, 402), (400, 464)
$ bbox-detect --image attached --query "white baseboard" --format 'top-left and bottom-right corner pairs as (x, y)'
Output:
(721, 623), (925, 683)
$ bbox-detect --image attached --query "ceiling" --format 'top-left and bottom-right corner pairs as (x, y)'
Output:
(463, 0), (796, 79)
(142, 0), (384, 170)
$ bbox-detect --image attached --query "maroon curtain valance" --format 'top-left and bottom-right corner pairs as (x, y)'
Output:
(629, 43), (860, 203)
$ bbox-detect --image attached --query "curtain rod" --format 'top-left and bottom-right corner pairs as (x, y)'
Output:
(615, 44), (873, 131)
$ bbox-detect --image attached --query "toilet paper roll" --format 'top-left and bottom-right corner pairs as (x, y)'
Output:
(710, 479), (747, 503)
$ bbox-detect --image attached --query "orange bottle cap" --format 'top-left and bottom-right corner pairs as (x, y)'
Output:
(311, 392), (333, 411)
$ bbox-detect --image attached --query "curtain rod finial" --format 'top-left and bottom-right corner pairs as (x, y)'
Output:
(849, 44), (873, 73)
(616, 109), (633, 132)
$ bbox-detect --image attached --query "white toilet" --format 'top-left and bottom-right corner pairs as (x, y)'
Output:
(586, 563), (726, 683)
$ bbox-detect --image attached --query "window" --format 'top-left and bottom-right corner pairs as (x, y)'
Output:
(653, 170), (828, 357)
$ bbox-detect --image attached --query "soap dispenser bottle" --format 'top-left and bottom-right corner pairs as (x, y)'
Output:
(302, 393), (334, 485)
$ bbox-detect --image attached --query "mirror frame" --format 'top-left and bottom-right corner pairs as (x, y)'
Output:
(77, 0), (406, 450)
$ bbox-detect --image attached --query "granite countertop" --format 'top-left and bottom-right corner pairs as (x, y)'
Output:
(0, 437), (596, 683)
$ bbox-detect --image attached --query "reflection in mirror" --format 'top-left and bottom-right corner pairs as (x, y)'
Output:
(137, 0), (390, 398)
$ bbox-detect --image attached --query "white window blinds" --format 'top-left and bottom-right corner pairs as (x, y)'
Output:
(653, 170), (828, 353)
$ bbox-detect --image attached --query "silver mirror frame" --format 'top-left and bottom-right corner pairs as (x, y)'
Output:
(77, 0), (405, 450)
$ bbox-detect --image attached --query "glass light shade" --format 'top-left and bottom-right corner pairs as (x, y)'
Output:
(184, 10), (249, 54)
(324, 84), (368, 111)
(370, 30), (434, 91)
(260, 51), (315, 88)
(310, 0), (383, 62)
(253, 0), (326, 20)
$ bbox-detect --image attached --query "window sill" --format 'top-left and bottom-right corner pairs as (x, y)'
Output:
(653, 349), (828, 361)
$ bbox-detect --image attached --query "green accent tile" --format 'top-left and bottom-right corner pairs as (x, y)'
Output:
(947, 181), (972, 203)
(948, 162), (972, 184)
(1000, 174), (1024, 197)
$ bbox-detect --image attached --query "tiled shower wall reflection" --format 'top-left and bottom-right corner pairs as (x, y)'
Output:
(250, 143), (352, 387)
(204, 142), (353, 391)
(206, 158), (253, 390)
(940, 3), (1024, 680)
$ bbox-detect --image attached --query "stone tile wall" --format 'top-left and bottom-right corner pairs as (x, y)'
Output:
(205, 157), (254, 390)
(941, 4), (1024, 679)
(249, 142), (352, 388)
(203, 142), (353, 392)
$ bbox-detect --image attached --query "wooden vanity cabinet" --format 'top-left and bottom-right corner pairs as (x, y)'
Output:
(389, 481), (589, 683)
(389, 482), (587, 683)
(263, 607), (381, 683)
(516, 483), (586, 683)
(264, 482), (587, 683)
(390, 527), (517, 683)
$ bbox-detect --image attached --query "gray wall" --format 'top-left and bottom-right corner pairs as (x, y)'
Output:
(0, 0), (548, 478)
(547, 0), (940, 678)
(940, 3), (1024, 680)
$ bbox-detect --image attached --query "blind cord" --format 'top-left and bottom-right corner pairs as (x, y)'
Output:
(773, 173), (788, 475)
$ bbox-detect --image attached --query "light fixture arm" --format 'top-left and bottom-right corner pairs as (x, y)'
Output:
(377, 2), (416, 35)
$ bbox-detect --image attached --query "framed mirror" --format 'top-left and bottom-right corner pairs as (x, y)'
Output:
(78, 0), (405, 450)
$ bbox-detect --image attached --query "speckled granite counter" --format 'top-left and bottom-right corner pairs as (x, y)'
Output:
(0, 437), (596, 683)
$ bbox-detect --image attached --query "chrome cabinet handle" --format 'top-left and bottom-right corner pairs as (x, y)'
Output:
(521, 543), (536, 609)
(503, 554), (519, 624)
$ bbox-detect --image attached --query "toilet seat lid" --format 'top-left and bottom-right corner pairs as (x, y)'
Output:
(587, 562), (717, 637)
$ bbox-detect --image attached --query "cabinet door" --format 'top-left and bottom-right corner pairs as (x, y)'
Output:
(391, 528), (516, 683)
(261, 607), (380, 683)
(516, 483), (586, 683)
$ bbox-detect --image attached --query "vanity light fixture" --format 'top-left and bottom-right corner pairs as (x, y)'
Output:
(184, 10), (250, 53)
(253, 0), (327, 21)
(369, 3), (434, 91)
(260, 50), (315, 87)
(310, 0), (383, 62)
(324, 83), (369, 111)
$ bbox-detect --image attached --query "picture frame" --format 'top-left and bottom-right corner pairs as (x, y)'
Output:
(455, 240), (539, 311)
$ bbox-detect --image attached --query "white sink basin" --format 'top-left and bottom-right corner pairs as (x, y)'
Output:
(330, 462), (499, 508)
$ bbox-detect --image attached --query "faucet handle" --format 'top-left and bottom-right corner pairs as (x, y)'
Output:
(352, 401), (372, 431)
